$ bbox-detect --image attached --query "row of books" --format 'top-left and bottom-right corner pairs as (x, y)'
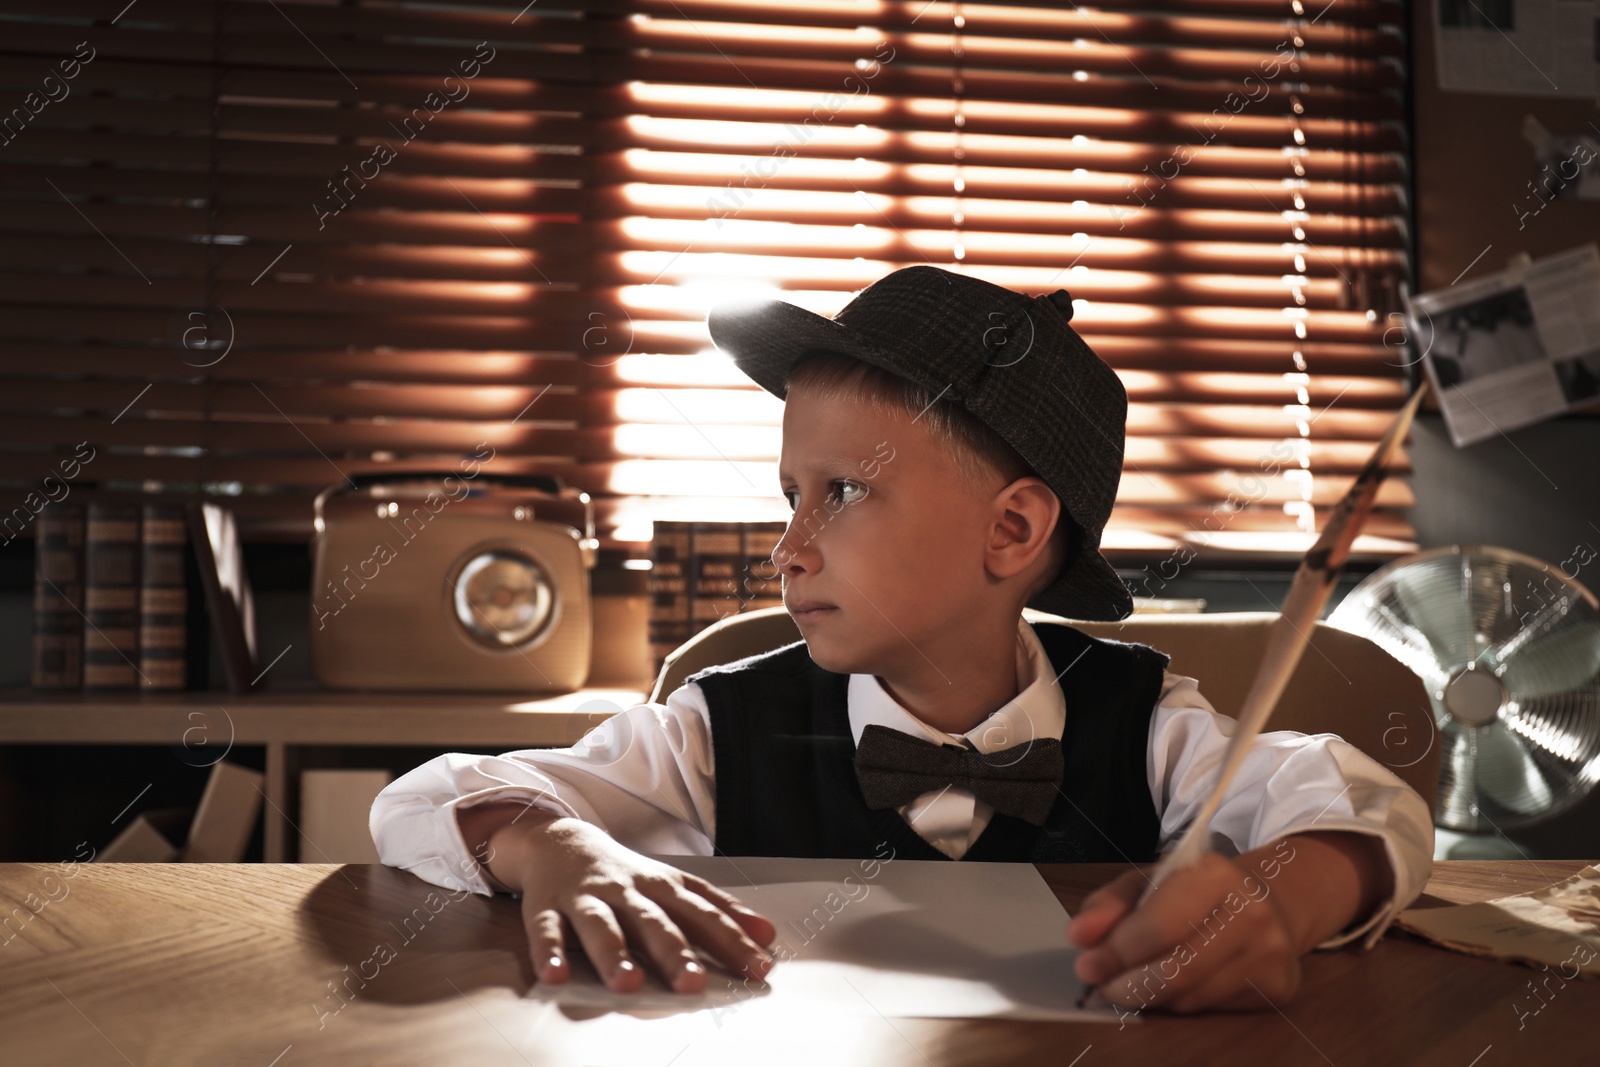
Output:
(648, 521), (786, 675)
(32, 499), (191, 690)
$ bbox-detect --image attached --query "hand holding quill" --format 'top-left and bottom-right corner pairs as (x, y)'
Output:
(1075, 379), (1430, 1009)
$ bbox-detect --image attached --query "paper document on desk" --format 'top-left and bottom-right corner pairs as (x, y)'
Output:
(524, 855), (1121, 1022)
(1395, 864), (1600, 977)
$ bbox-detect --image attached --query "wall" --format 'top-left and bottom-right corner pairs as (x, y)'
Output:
(1405, 411), (1600, 860)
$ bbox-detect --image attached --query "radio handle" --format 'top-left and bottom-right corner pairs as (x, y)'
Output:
(312, 471), (598, 569)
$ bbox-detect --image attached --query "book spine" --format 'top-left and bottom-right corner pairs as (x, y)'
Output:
(83, 500), (141, 690)
(139, 502), (187, 690)
(739, 523), (785, 612)
(31, 502), (86, 689)
(694, 524), (785, 622)
(648, 521), (787, 675)
(649, 521), (692, 672)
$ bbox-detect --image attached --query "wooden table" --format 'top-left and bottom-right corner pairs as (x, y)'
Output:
(1, 860), (1593, 1066)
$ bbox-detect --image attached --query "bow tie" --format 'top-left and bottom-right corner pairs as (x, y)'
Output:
(852, 723), (1064, 827)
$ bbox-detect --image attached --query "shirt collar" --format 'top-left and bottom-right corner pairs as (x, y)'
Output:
(846, 616), (1066, 752)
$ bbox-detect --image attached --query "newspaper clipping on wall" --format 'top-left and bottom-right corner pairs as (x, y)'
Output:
(1407, 243), (1600, 447)
(1434, 0), (1600, 98)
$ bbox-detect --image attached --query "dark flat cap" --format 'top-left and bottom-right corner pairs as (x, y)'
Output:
(707, 264), (1133, 622)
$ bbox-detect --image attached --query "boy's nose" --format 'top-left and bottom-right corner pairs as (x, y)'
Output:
(772, 523), (816, 575)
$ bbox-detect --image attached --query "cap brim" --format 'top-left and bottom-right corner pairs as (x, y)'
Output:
(708, 297), (907, 400)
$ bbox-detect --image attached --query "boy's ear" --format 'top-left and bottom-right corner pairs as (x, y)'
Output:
(984, 476), (1061, 583)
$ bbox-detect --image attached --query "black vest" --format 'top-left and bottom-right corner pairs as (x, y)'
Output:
(689, 621), (1171, 864)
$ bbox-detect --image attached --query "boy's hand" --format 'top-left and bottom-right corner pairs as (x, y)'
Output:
(1065, 852), (1301, 1014)
(481, 808), (778, 996)
(1065, 831), (1391, 1014)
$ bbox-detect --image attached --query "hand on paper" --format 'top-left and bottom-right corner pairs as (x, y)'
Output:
(1064, 850), (1303, 1014)
(480, 807), (778, 995)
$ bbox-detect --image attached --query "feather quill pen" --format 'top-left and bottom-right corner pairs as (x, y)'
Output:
(1076, 377), (1430, 1008)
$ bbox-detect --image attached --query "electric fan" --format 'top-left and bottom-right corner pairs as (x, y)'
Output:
(1328, 544), (1600, 835)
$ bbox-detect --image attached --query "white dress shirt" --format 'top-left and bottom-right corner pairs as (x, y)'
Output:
(370, 617), (1434, 951)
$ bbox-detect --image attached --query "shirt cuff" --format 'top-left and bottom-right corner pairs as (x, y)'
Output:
(1307, 825), (1417, 952)
(437, 787), (580, 897)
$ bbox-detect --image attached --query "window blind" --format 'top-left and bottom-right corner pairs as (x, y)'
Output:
(0, 0), (1416, 571)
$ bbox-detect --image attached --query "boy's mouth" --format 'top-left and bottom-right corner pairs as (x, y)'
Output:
(787, 600), (837, 622)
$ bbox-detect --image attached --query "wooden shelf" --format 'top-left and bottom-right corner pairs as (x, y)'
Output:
(0, 683), (653, 747)
(0, 682), (652, 863)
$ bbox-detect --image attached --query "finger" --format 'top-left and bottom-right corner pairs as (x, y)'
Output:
(1067, 870), (1149, 948)
(523, 903), (572, 985)
(563, 893), (644, 992)
(1069, 869), (1154, 986)
(678, 873), (778, 948)
(1087, 856), (1241, 982)
(648, 881), (776, 983)
(1097, 921), (1252, 1012)
(610, 887), (711, 995)
(1157, 946), (1301, 1014)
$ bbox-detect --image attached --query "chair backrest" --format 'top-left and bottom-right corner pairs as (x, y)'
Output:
(650, 606), (1440, 821)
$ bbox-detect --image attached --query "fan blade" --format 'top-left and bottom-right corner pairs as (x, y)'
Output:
(1367, 594), (1457, 694)
(1438, 724), (1481, 832)
(1390, 559), (1476, 668)
(1496, 621), (1600, 698)
(1474, 722), (1555, 816)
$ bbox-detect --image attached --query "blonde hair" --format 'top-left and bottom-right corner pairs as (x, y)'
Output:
(783, 348), (1079, 598)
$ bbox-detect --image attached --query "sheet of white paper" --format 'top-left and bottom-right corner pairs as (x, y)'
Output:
(522, 855), (1123, 1023)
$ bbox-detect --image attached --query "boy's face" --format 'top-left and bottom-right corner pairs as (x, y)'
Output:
(775, 384), (1005, 678)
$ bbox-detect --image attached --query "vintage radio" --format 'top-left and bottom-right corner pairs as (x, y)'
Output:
(310, 471), (598, 692)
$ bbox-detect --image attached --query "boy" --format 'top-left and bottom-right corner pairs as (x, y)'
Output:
(371, 265), (1433, 1014)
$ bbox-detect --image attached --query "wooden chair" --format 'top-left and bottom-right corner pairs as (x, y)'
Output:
(650, 606), (1441, 820)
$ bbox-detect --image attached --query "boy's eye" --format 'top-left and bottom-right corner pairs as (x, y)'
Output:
(831, 480), (868, 505)
(779, 481), (868, 510)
